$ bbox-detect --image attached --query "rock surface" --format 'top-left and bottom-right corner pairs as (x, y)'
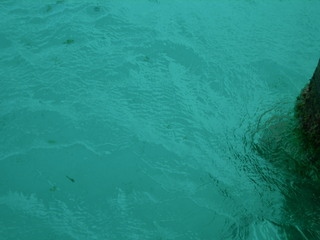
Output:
(295, 59), (320, 158)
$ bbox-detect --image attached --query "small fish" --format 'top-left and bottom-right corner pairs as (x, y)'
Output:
(66, 176), (75, 183)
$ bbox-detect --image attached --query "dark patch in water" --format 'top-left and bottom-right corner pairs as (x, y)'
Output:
(49, 186), (58, 192)
(63, 39), (74, 45)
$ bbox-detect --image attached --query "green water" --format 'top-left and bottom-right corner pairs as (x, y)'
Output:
(0, 1), (320, 239)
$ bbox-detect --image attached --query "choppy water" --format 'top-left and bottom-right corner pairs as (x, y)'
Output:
(0, 1), (320, 239)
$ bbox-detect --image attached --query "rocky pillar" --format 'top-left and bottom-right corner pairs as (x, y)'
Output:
(295, 59), (320, 155)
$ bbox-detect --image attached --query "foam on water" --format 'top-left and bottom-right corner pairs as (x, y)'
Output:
(0, 1), (320, 239)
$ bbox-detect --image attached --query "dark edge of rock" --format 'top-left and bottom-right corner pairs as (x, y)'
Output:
(295, 59), (320, 163)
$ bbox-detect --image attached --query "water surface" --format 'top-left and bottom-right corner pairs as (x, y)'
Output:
(0, 1), (320, 239)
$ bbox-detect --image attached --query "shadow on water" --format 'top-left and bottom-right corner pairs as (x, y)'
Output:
(249, 101), (320, 239)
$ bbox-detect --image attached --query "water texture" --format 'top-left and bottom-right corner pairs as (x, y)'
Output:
(0, 1), (320, 239)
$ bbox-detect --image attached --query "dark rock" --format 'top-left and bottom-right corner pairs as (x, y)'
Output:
(295, 59), (320, 155)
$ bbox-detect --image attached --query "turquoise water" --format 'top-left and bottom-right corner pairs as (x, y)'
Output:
(1, 1), (320, 239)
